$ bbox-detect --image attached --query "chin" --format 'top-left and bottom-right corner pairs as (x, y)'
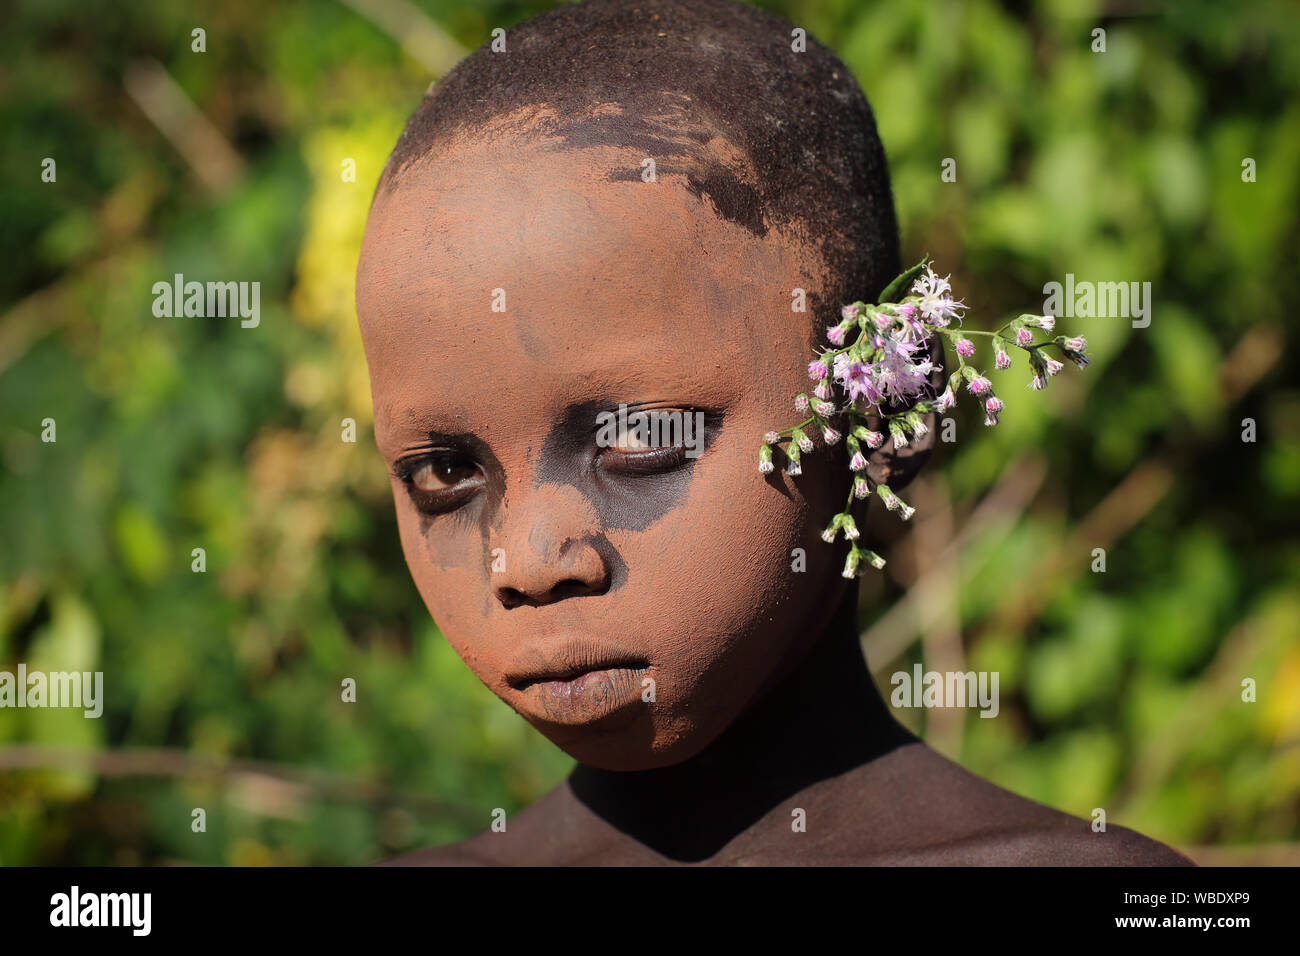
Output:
(526, 703), (714, 772)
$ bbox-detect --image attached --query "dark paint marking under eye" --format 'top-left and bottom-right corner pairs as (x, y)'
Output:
(536, 400), (721, 533)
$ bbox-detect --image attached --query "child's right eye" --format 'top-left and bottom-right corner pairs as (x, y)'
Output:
(411, 453), (478, 490)
(396, 451), (484, 513)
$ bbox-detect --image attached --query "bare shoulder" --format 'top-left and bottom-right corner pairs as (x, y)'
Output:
(821, 741), (1195, 866)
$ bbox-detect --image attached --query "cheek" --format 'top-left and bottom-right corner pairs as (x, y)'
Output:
(609, 427), (824, 671)
(392, 489), (502, 675)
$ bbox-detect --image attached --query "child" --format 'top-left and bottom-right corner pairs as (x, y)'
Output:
(355, 0), (1190, 865)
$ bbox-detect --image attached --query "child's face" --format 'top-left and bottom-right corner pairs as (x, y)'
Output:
(356, 127), (852, 770)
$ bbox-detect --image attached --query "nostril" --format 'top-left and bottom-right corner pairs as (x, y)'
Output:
(497, 586), (530, 609)
(495, 576), (607, 608)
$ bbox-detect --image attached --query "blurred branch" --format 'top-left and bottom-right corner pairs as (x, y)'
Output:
(338, 0), (468, 76)
(914, 476), (966, 756)
(124, 59), (244, 193)
(862, 454), (1049, 669)
(1183, 843), (1300, 867)
(0, 745), (482, 826)
(988, 321), (1283, 637)
(1112, 609), (1271, 807)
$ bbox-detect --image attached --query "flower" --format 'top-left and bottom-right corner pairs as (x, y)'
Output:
(1028, 350), (1049, 390)
(984, 395), (1003, 426)
(1058, 335), (1089, 369)
(832, 353), (885, 409)
(842, 546), (862, 578)
(757, 257), (1091, 576)
(911, 266), (968, 326)
(872, 336), (934, 406)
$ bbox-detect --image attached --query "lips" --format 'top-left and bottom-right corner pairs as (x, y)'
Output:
(504, 639), (649, 692)
(504, 639), (650, 726)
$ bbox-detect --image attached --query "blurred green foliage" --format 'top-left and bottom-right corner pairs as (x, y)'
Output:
(1, 0), (1297, 864)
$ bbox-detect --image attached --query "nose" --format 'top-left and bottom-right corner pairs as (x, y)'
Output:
(491, 482), (610, 608)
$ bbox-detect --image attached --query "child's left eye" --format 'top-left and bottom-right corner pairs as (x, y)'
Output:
(598, 411), (693, 475)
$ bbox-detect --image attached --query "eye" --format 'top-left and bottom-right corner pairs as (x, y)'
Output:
(410, 453), (479, 490)
(611, 418), (655, 453)
(395, 450), (484, 513)
(598, 410), (695, 476)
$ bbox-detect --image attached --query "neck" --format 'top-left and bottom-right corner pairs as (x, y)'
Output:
(568, 588), (916, 861)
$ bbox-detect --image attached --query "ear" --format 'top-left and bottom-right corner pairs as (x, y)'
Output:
(865, 334), (945, 490)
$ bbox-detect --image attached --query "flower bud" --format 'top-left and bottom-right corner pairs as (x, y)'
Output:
(995, 346), (1012, 370)
(794, 393), (810, 412)
(955, 338), (975, 358)
(983, 395), (1003, 426)
(822, 426), (842, 445)
(821, 513), (844, 543)
(758, 443), (774, 474)
(792, 427), (814, 453)
(842, 544), (862, 578)
(1015, 326), (1034, 348)
(853, 476), (871, 499)
(841, 514), (860, 540)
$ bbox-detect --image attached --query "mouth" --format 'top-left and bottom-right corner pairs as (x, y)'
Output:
(505, 644), (651, 726)
(507, 661), (650, 694)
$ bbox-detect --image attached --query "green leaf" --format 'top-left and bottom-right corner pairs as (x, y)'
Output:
(875, 256), (931, 305)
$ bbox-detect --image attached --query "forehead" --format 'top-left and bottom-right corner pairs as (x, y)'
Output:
(355, 131), (828, 448)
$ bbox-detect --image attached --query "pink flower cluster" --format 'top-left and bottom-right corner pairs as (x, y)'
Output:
(759, 260), (1089, 577)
